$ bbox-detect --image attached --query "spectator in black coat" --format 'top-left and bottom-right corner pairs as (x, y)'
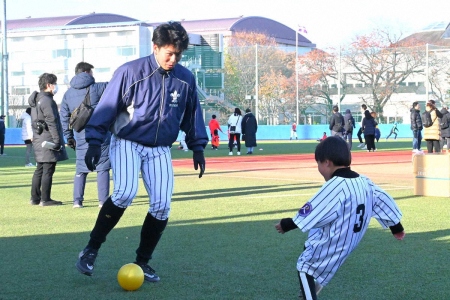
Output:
(0, 115), (5, 155)
(362, 110), (377, 152)
(410, 101), (423, 153)
(241, 108), (258, 154)
(440, 106), (450, 152)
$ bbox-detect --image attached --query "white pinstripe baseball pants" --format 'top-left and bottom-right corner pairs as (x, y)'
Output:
(109, 135), (174, 220)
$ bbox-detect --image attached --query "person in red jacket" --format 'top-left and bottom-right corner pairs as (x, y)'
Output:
(208, 114), (224, 149)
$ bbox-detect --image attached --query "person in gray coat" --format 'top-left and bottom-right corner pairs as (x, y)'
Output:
(241, 108), (258, 154)
(29, 73), (68, 206)
(59, 62), (110, 208)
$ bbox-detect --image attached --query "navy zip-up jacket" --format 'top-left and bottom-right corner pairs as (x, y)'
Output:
(85, 54), (208, 151)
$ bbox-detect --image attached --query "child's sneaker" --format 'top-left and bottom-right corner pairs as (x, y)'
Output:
(76, 248), (98, 276)
(134, 262), (160, 282)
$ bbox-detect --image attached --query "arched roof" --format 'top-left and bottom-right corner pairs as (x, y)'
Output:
(5, 13), (138, 30)
(179, 16), (315, 48)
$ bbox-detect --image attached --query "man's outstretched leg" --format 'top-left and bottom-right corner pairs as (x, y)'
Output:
(76, 197), (126, 276)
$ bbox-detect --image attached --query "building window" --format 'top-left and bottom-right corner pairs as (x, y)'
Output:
(95, 32), (110, 37)
(355, 83), (363, 88)
(331, 84), (337, 88)
(73, 33), (88, 39)
(12, 87), (31, 95)
(31, 36), (45, 41)
(11, 71), (25, 76)
(52, 49), (72, 58)
(31, 70), (46, 76)
(117, 46), (136, 56)
(117, 31), (133, 36)
(11, 37), (25, 42)
(95, 68), (111, 73)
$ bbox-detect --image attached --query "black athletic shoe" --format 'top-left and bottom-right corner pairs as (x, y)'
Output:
(134, 262), (160, 282)
(39, 199), (62, 206)
(76, 248), (98, 276)
(30, 200), (40, 205)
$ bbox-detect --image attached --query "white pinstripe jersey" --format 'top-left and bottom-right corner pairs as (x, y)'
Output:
(292, 171), (402, 286)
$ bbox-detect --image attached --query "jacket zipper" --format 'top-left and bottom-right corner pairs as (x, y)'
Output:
(154, 73), (166, 144)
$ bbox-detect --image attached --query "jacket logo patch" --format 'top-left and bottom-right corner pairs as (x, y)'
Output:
(298, 202), (312, 217)
(170, 91), (180, 107)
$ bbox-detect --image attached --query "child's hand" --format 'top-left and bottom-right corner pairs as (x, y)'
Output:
(393, 231), (405, 240)
(275, 223), (285, 234)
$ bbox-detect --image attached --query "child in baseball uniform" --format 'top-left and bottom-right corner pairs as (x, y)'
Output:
(275, 136), (405, 299)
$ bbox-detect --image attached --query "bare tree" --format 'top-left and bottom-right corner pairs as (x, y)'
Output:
(344, 29), (425, 116)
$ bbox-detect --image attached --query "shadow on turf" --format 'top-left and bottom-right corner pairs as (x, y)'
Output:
(1, 221), (449, 299)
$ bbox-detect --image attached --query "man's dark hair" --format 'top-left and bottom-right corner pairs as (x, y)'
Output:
(332, 105), (339, 112)
(412, 101), (419, 108)
(38, 73), (57, 91)
(245, 108), (251, 113)
(315, 136), (351, 166)
(75, 62), (94, 75)
(361, 104), (367, 110)
(26, 107), (32, 115)
(152, 21), (189, 52)
(212, 114), (216, 119)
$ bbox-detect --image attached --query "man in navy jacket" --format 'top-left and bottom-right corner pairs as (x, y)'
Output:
(76, 22), (208, 282)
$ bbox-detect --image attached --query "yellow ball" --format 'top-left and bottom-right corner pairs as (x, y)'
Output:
(117, 263), (144, 291)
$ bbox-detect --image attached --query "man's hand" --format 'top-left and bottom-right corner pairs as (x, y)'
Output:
(67, 138), (76, 150)
(193, 151), (205, 178)
(53, 143), (61, 151)
(85, 144), (101, 171)
(275, 223), (285, 234)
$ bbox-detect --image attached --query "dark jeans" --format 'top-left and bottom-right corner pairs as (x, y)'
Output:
(73, 170), (110, 205)
(357, 127), (364, 144)
(228, 133), (241, 152)
(412, 130), (422, 150)
(31, 162), (57, 202)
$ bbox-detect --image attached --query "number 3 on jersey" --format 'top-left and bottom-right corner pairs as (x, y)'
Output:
(353, 204), (365, 233)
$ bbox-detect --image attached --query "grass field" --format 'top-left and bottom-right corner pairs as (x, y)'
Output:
(1, 140), (449, 300)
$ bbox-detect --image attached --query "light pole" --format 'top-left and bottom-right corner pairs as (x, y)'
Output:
(1, 0), (8, 123)
(295, 29), (299, 125)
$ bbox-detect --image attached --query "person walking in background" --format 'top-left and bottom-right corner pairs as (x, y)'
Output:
(28, 73), (68, 206)
(241, 108), (258, 154)
(329, 105), (344, 137)
(290, 122), (298, 140)
(208, 114), (223, 150)
(0, 115), (5, 156)
(228, 107), (242, 155)
(410, 101), (423, 153)
(362, 110), (377, 152)
(371, 112), (380, 143)
(440, 106), (450, 153)
(21, 107), (34, 167)
(386, 122), (399, 140)
(423, 99), (443, 153)
(357, 104), (369, 149)
(59, 62), (110, 208)
(343, 108), (355, 150)
(75, 22), (208, 282)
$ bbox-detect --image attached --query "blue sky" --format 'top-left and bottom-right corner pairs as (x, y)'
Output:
(5, 0), (450, 48)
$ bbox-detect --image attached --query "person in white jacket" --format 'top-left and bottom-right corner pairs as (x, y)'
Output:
(227, 107), (243, 155)
(21, 107), (34, 167)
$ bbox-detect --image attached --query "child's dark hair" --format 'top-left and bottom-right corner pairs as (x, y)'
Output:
(315, 136), (351, 166)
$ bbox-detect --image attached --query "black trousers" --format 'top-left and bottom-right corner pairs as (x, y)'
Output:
(0, 133), (4, 154)
(31, 162), (56, 202)
(357, 128), (364, 144)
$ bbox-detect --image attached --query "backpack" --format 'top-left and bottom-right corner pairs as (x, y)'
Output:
(334, 115), (343, 132)
(344, 118), (353, 132)
(69, 87), (93, 132)
(440, 114), (449, 130)
(421, 110), (436, 128)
